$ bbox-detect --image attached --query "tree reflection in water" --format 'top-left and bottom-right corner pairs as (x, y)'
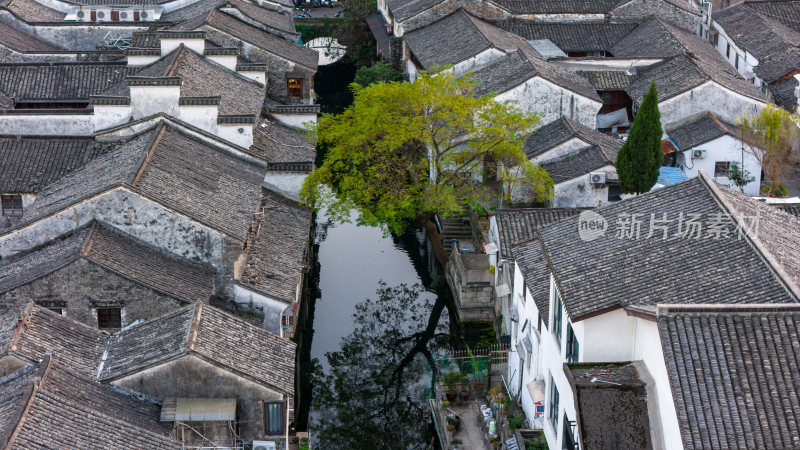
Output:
(310, 282), (450, 449)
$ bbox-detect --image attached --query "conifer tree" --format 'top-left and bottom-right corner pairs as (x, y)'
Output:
(615, 81), (663, 194)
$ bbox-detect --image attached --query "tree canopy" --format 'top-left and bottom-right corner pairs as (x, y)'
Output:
(353, 61), (403, 86)
(615, 81), (663, 194)
(739, 103), (800, 196)
(301, 70), (551, 234)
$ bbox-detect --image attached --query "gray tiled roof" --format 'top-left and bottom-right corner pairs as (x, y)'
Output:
(201, 9), (318, 69)
(513, 173), (800, 321)
(492, 21), (637, 53)
(240, 188), (312, 301)
(493, 208), (584, 258)
(403, 9), (528, 69)
(251, 118), (316, 163)
(524, 116), (623, 160)
(471, 48), (602, 101)
(713, 3), (800, 84)
(577, 70), (633, 90)
(614, 19), (766, 104)
(385, 0), (442, 22)
(541, 144), (616, 183)
(0, 136), (108, 193)
(227, 0), (297, 35)
(665, 111), (738, 150)
(101, 303), (297, 393)
(742, 0), (800, 33)
(99, 45), (265, 116)
(767, 71), (800, 110)
(658, 304), (800, 449)
(494, 0), (619, 14)
(0, 62), (134, 103)
(12, 124), (266, 241)
(0, 363), (40, 448)
(776, 203), (800, 218)
(161, 0), (226, 23)
(5, 0), (64, 22)
(11, 305), (107, 379)
(132, 125), (265, 240)
(0, 25), (62, 52)
(511, 237), (551, 315)
(14, 130), (154, 227)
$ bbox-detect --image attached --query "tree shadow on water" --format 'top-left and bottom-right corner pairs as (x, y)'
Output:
(309, 282), (450, 449)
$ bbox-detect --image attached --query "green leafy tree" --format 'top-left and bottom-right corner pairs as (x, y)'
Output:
(616, 81), (663, 194)
(353, 61), (403, 86)
(328, 0), (377, 62)
(727, 161), (755, 193)
(740, 104), (800, 195)
(301, 70), (551, 234)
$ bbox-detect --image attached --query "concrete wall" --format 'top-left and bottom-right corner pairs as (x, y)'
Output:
(0, 189), (226, 272)
(0, 258), (187, 329)
(0, 113), (93, 136)
(0, 12), (147, 51)
(676, 134), (762, 195)
(657, 81), (764, 125)
(218, 123), (254, 148)
(263, 172), (308, 198)
(232, 284), (291, 336)
(450, 48), (505, 77)
(552, 166), (616, 208)
(177, 105), (219, 132)
(494, 77), (601, 128)
(202, 26), (315, 104)
(93, 105), (132, 131)
(130, 85), (181, 119)
(531, 137), (589, 165)
(111, 354), (285, 443)
(632, 318), (683, 450)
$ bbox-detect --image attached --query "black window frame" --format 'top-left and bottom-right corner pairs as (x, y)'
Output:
(566, 322), (579, 363)
(552, 287), (563, 349)
(1, 194), (23, 217)
(263, 401), (285, 435)
(96, 307), (122, 329)
(714, 161), (731, 178)
(548, 374), (559, 429)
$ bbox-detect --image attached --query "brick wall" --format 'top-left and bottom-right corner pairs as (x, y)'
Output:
(1, 259), (186, 329)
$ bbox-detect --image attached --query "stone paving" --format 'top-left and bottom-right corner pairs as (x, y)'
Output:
(448, 401), (492, 449)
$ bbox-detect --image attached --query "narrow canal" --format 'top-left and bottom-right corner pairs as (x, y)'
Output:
(294, 60), (465, 449)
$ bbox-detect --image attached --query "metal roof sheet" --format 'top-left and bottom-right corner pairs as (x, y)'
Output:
(160, 397), (237, 422)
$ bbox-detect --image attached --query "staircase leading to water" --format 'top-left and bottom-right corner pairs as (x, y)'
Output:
(439, 217), (475, 258)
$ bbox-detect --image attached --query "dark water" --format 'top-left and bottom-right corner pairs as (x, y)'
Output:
(295, 213), (458, 449)
(294, 59), (460, 449)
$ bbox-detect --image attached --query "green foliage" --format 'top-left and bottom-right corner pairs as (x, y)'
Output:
(508, 413), (526, 430)
(295, 23), (322, 44)
(727, 161), (755, 192)
(299, 437), (310, 450)
(441, 369), (465, 392)
(353, 61), (403, 86)
(301, 70), (549, 234)
(451, 439), (463, 445)
(761, 182), (788, 197)
(525, 436), (548, 450)
(616, 81), (663, 194)
(328, 0), (377, 62)
(740, 104), (800, 195)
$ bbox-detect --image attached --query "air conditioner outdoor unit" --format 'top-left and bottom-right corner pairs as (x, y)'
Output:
(589, 172), (606, 184)
(253, 441), (277, 450)
(693, 149), (706, 159)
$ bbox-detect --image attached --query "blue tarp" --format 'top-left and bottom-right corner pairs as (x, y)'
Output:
(657, 166), (688, 186)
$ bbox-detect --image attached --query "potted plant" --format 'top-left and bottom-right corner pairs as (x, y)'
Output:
(451, 438), (463, 449)
(442, 370), (462, 402)
(446, 415), (457, 432)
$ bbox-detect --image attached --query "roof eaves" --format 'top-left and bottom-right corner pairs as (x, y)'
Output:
(698, 170), (800, 300)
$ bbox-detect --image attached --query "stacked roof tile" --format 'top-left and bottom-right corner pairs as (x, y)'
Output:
(524, 116), (623, 160)
(493, 208), (584, 258)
